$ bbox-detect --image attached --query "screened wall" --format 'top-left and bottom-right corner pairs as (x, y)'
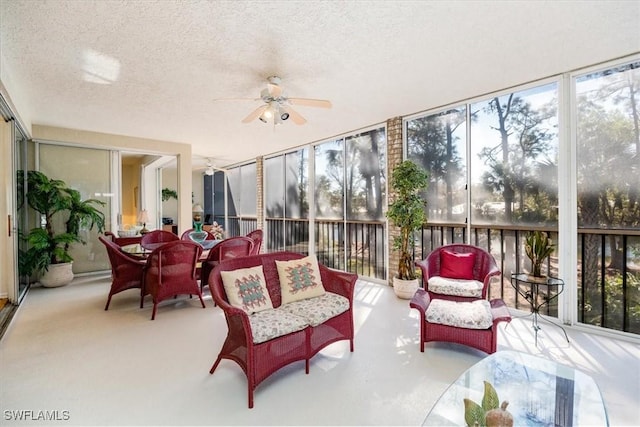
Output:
(405, 57), (640, 335)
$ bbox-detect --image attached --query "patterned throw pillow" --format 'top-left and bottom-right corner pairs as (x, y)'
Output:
(276, 255), (326, 304)
(221, 266), (273, 314)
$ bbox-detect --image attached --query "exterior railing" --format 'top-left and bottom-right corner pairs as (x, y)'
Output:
(264, 218), (386, 280)
(221, 216), (257, 237)
(418, 223), (640, 335)
(235, 217), (638, 335)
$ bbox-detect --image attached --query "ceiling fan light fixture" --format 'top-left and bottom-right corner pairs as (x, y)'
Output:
(239, 76), (330, 125)
(205, 167), (214, 176)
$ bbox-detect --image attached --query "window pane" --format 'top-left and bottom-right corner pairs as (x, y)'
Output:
(407, 108), (467, 223)
(226, 168), (239, 217)
(469, 83), (559, 226)
(265, 156), (284, 218)
(315, 139), (344, 219)
(345, 127), (386, 221)
(240, 163), (256, 216)
(575, 61), (640, 333)
(285, 149), (308, 219)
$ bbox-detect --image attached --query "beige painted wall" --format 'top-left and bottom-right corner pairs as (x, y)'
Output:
(121, 157), (143, 228)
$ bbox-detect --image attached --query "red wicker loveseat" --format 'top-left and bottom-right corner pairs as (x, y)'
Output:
(208, 251), (358, 408)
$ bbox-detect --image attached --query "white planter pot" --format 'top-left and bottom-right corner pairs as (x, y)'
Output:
(393, 276), (419, 299)
(39, 262), (74, 288)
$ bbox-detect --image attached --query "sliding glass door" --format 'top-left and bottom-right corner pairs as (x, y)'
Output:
(38, 144), (112, 273)
(14, 125), (33, 301)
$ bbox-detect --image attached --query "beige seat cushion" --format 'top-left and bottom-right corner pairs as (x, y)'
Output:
(425, 299), (493, 330)
(279, 292), (350, 327)
(248, 309), (309, 344)
(428, 275), (484, 298)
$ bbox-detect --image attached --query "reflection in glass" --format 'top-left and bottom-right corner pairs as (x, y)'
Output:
(469, 84), (558, 226)
(285, 149), (308, 219)
(315, 139), (344, 219)
(575, 60), (640, 332)
(407, 107), (467, 223)
(345, 129), (386, 221)
(265, 156), (284, 218)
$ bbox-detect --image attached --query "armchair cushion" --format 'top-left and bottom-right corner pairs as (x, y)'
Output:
(249, 309), (309, 344)
(221, 266), (273, 314)
(425, 299), (493, 330)
(279, 292), (350, 327)
(440, 249), (476, 280)
(276, 255), (326, 304)
(427, 276), (484, 298)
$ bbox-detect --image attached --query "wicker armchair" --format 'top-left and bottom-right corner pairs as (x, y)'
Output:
(246, 229), (263, 255)
(140, 229), (179, 250)
(410, 244), (511, 354)
(200, 236), (254, 292)
(104, 231), (142, 247)
(99, 236), (146, 310)
(141, 240), (205, 320)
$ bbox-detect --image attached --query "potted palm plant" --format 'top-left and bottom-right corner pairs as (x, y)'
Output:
(386, 160), (429, 298)
(19, 171), (106, 287)
(524, 230), (555, 279)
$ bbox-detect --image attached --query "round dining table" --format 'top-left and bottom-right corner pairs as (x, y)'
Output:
(120, 239), (221, 259)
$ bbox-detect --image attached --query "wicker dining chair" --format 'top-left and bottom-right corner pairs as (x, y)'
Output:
(99, 236), (146, 310)
(140, 229), (179, 250)
(141, 240), (205, 320)
(246, 229), (263, 255)
(200, 236), (254, 292)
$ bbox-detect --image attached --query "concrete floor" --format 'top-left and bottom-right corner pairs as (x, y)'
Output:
(1, 274), (639, 426)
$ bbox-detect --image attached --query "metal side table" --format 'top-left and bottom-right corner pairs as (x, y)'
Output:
(510, 273), (570, 345)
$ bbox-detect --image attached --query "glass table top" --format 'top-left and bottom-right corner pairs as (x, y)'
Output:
(423, 350), (608, 426)
(121, 239), (220, 256)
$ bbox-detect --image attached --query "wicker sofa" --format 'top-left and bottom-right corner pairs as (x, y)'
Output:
(208, 251), (358, 408)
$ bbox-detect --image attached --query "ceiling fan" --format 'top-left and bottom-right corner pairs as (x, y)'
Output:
(195, 158), (228, 176)
(240, 76), (332, 125)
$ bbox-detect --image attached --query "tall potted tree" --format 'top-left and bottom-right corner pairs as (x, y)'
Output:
(19, 171), (106, 287)
(386, 160), (429, 299)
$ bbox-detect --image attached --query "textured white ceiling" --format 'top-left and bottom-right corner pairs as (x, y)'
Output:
(1, 0), (639, 170)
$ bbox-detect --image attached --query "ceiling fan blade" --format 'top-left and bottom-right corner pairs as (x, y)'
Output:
(241, 105), (268, 123)
(288, 98), (332, 108)
(281, 105), (307, 125)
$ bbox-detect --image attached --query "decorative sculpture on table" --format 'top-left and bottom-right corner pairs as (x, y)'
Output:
(189, 204), (207, 243)
(209, 221), (225, 240)
(463, 381), (513, 427)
